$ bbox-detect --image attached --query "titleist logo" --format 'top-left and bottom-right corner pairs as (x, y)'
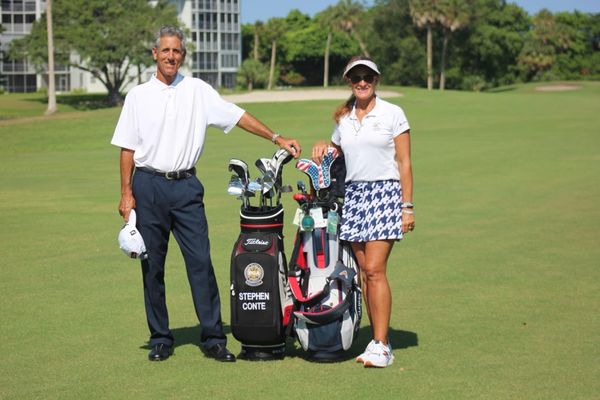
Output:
(244, 238), (269, 246)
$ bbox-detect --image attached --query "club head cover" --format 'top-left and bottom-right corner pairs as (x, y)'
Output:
(228, 159), (250, 186)
(295, 147), (339, 190)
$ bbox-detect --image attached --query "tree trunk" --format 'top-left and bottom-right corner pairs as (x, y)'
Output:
(268, 40), (276, 90)
(45, 0), (56, 116)
(107, 87), (124, 106)
(353, 31), (370, 58)
(248, 79), (253, 91)
(439, 31), (449, 91)
(427, 24), (433, 91)
(253, 31), (259, 61)
(323, 31), (331, 88)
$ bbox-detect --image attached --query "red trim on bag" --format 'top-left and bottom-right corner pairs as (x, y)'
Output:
(282, 304), (292, 326)
(240, 223), (283, 228)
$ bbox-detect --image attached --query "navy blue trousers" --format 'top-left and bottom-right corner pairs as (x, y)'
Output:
(132, 170), (226, 349)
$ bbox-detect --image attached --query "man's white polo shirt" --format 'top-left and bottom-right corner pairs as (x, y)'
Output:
(331, 96), (410, 182)
(111, 73), (245, 172)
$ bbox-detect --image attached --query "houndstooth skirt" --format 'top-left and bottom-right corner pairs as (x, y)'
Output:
(340, 180), (403, 242)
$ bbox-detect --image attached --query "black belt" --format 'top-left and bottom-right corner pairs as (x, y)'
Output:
(136, 166), (196, 180)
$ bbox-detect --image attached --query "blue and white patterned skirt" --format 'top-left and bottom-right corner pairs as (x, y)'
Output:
(340, 180), (403, 242)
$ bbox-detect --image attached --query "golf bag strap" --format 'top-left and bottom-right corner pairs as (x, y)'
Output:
(288, 230), (306, 276)
(293, 292), (353, 325)
(288, 275), (331, 307)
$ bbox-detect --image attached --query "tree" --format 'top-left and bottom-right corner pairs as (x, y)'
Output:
(251, 21), (264, 61)
(264, 17), (287, 90)
(517, 10), (563, 80)
(436, 0), (473, 90)
(365, 0), (427, 86)
(279, 17), (358, 86)
(330, 0), (371, 57)
(409, 0), (438, 90)
(458, 1), (530, 88)
(9, 0), (180, 105)
(236, 59), (268, 90)
(316, 6), (338, 88)
(45, 0), (56, 115)
(518, 9), (596, 81)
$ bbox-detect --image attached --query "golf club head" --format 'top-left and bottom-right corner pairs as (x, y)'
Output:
(297, 180), (307, 194)
(271, 149), (293, 191)
(271, 149), (293, 177)
(227, 175), (245, 196)
(255, 158), (274, 176)
(228, 159), (250, 187)
(247, 180), (262, 192)
(261, 172), (275, 195)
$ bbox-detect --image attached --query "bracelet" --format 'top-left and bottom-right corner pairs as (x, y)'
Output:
(402, 209), (415, 215)
(401, 201), (414, 209)
(271, 133), (280, 144)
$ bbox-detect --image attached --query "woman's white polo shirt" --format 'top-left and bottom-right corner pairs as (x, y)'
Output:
(331, 96), (410, 182)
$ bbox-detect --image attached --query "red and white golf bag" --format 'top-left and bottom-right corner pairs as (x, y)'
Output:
(288, 151), (362, 362)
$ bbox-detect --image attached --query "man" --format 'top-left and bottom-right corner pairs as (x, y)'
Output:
(111, 26), (301, 362)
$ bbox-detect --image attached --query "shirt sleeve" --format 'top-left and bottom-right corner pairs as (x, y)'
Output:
(331, 124), (341, 146)
(391, 106), (410, 138)
(111, 91), (138, 150)
(204, 83), (246, 133)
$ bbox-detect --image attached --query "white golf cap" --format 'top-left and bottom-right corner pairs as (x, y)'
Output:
(343, 59), (381, 77)
(118, 209), (148, 260)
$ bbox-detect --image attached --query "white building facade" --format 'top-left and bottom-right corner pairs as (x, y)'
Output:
(0, 0), (241, 93)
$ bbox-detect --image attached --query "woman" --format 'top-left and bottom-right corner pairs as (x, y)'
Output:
(312, 56), (414, 368)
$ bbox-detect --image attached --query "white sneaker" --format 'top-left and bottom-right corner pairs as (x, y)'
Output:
(356, 340), (377, 363)
(362, 341), (394, 368)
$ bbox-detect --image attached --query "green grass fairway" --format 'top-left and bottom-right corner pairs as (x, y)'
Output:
(1, 82), (599, 399)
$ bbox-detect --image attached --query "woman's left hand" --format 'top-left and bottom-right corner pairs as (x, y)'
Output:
(402, 212), (415, 233)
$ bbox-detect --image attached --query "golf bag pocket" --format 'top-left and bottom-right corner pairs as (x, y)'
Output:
(230, 232), (291, 346)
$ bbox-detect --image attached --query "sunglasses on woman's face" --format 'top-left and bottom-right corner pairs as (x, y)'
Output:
(349, 74), (376, 84)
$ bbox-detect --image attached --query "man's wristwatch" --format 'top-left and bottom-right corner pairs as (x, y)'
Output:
(271, 133), (280, 144)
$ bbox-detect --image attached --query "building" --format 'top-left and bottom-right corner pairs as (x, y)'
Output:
(0, 0), (241, 93)
(171, 0), (241, 88)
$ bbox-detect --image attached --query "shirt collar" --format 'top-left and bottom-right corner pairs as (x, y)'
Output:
(150, 73), (184, 90)
(349, 94), (380, 120)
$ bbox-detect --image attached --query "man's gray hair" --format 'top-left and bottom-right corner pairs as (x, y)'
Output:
(154, 26), (186, 55)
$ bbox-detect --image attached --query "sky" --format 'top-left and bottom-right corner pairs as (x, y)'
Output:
(240, 0), (600, 24)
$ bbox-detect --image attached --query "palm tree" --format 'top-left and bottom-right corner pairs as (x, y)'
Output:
(332, 0), (370, 57)
(252, 21), (264, 61)
(45, 0), (56, 115)
(316, 7), (337, 88)
(437, 0), (473, 90)
(265, 18), (286, 90)
(409, 0), (438, 90)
